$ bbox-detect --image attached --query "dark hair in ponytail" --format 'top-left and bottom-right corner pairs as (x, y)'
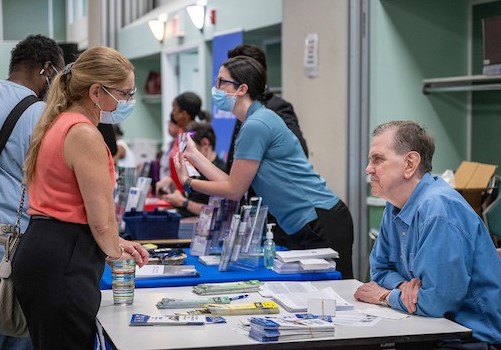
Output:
(197, 109), (212, 122)
(175, 91), (211, 122)
(222, 56), (267, 102)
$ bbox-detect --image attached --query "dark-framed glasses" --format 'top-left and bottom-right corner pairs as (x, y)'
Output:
(215, 77), (240, 89)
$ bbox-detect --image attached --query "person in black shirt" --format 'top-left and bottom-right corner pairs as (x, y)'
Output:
(226, 44), (309, 173)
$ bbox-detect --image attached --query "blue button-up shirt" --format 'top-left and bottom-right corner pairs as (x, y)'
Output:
(371, 173), (501, 344)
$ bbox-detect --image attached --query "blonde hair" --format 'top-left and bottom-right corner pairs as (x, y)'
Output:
(24, 46), (134, 185)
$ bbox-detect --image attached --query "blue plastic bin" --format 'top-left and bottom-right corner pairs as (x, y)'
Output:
(122, 210), (181, 240)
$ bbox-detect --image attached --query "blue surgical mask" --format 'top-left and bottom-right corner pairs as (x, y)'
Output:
(211, 86), (236, 112)
(98, 87), (136, 124)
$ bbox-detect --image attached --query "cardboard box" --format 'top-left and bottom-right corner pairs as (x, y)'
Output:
(454, 161), (497, 215)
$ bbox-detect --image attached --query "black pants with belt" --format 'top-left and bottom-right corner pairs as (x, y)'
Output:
(12, 217), (105, 350)
(273, 200), (354, 279)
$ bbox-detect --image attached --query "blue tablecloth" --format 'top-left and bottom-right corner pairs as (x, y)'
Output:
(100, 250), (342, 289)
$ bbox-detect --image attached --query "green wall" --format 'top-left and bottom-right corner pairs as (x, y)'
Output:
(243, 24), (282, 90)
(122, 54), (163, 141)
(0, 42), (16, 78)
(370, 0), (469, 174)
(3, 0), (66, 41)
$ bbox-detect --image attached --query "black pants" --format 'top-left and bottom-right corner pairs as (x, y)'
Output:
(273, 200), (354, 279)
(12, 217), (105, 350)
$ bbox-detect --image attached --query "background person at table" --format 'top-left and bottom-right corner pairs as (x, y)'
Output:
(159, 91), (211, 194)
(158, 122), (225, 217)
(174, 55), (354, 279)
(112, 124), (136, 168)
(159, 114), (180, 181)
(0, 33), (64, 350)
(12, 46), (149, 350)
(354, 120), (501, 347)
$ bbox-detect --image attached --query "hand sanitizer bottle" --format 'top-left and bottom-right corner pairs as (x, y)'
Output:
(263, 223), (276, 269)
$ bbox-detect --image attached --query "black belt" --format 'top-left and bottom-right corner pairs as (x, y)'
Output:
(31, 215), (52, 220)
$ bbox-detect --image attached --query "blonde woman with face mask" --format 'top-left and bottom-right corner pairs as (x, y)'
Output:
(13, 46), (149, 349)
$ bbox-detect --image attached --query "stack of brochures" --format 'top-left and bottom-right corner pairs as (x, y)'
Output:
(135, 265), (199, 278)
(129, 314), (226, 326)
(273, 258), (337, 274)
(248, 315), (335, 342)
(156, 296), (231, 309)
(204, 301), (279, 316)
(198, 255), (221, 266)
(272, 248), (339, 274)
(193, 280), (263, 295)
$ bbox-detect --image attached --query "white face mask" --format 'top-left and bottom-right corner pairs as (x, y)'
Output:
(98, 86), (136, 124)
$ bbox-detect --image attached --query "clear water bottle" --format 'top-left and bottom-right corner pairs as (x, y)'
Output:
(263, 223), (276, 269)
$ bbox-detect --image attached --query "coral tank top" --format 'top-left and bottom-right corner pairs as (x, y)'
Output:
(28, 112), (115, 224)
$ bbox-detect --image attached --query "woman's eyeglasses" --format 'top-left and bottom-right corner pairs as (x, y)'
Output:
(215, 77), (240, 89)
(102, 86), (137, 102)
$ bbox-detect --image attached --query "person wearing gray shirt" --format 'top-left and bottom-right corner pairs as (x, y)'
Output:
(0, 34), (63, 350)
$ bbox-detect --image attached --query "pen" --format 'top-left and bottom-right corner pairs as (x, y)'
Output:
(229, 294), (249, 301)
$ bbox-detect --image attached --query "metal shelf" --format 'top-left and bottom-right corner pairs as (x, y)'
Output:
(142, 94), (162, 104)
(422, 75), (501, 94)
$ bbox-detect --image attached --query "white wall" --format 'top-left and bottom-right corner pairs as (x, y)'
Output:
(282, 0), (349, 201)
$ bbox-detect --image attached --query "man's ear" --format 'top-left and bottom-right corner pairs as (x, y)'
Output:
(40, 61), (52, 76)
(404, 151), (421, 179)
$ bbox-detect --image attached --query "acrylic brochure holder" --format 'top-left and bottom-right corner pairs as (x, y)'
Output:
(218, 205), (268, 272)
(190, 197), (240, 257)
(115, 166), (136, 232)
(208, 197), (240, 255)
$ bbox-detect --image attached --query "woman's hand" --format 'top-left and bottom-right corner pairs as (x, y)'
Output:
(173, 151), (189, 185)
(181, 133), (198, 161)
(118, 238), (149, 267)
(155, 176), (173, 196)
(163, 190), (186, 208)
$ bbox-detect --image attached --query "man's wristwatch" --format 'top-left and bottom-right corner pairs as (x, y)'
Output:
(183, 177), (193, 194)
(378, 291), (391, 307)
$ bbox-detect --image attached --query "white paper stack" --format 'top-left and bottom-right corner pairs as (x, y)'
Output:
(272, 258), (337, 274)
(271, 248), (339, 274)
(276, 248), (339, 262)
(300, 258), (332, 270)
(271, 286), (354, 313)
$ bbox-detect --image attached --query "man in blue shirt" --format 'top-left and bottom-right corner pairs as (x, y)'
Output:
(354, 120), (501, 348)
(0, 34), (63, 350)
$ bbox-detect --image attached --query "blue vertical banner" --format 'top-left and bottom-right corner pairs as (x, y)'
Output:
(211, 30), (243, 162)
